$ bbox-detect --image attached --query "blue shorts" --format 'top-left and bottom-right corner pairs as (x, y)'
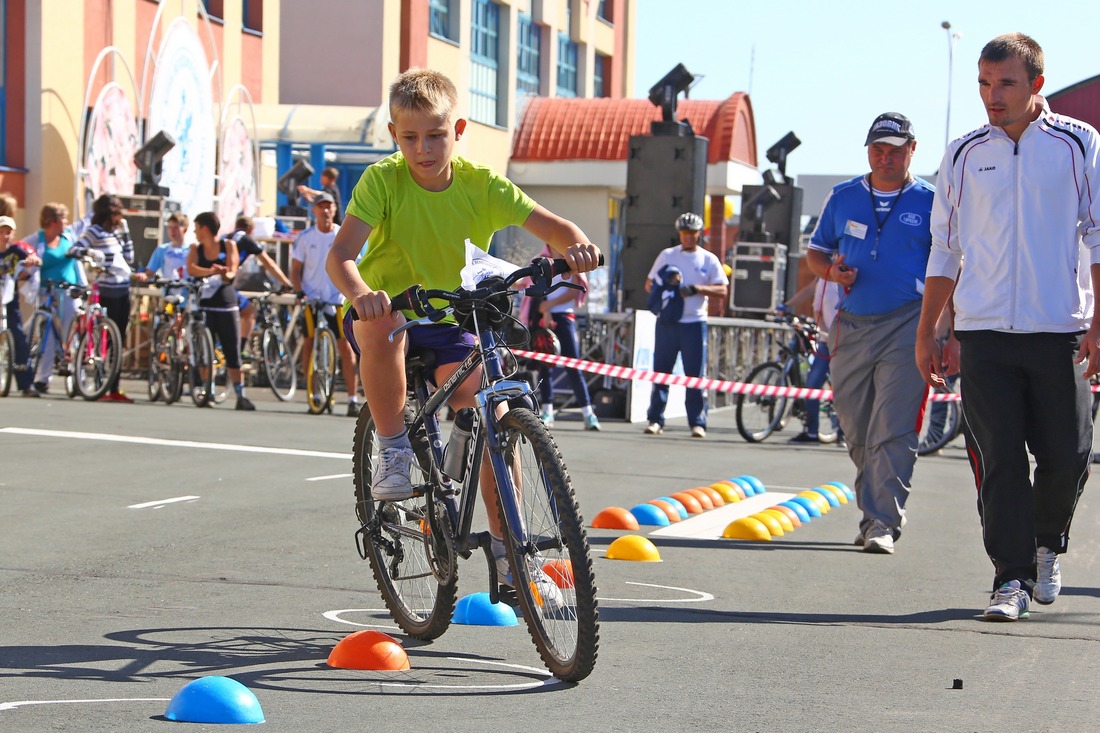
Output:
(343, 310), (476, 366)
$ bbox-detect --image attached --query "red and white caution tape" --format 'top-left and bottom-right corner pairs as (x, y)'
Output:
(513, 349), (964, 402)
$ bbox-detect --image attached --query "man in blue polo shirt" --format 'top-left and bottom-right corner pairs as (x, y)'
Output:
(805, 112), (934, 555)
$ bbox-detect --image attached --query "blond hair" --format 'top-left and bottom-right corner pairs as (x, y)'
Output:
(389, 68), (459, 123)
(0, 192), (17, 218)
(40, 203), (69, 229)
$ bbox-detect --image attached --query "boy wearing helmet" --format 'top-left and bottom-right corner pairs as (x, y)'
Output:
(642, 212), (728, 438)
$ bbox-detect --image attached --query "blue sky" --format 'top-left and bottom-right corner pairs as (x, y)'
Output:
(633, 0), (1100, 178)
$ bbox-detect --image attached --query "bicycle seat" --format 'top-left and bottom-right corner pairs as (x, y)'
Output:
(405, 348), (437, 376)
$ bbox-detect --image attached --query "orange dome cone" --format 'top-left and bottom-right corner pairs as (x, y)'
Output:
(327, 630), (410, 670)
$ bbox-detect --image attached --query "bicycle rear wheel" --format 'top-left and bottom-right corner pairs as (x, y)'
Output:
(306, 327), (336, 414)
(352, 406), (457, 640)
(735, 361), (790, 442)
(74, 318), (122, 401)
(261, 327), (296, 401)
(147, 323), (169, 402)
(816, 377), (839, 443)
(918, 385), (961, 455)
(0, 328), (13, 396)
(25, 313), (47, 382)
(495, 408), (599, 682)
(189, 325), (216, 407)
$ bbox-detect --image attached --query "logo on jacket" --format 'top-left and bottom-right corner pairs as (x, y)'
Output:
(899, 213), (923, 226)
(978, 166), (997, 172)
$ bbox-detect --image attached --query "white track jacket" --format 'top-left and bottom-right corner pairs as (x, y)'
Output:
(927, 106), (1100, 333)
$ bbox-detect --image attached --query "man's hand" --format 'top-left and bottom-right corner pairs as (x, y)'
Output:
(352, 290), (393, 322)
(915, 332), (947, 388)
(1075, 322), (1100, 379)
(831, 254), (857, 288)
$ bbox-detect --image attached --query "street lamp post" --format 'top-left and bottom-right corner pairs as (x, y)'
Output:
(942, 21), (963, 149)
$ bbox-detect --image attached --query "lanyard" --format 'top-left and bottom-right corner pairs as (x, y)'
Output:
(866, 175), (909, 260)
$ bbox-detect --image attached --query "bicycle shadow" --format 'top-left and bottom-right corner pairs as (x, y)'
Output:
(0, 625), (570, 696)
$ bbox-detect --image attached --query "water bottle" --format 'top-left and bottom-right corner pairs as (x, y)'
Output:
(442, 408), (475, 481)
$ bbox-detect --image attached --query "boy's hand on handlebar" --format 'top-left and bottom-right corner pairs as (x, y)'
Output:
(563, 243), (602, 276)
(352, 290), (393, 321)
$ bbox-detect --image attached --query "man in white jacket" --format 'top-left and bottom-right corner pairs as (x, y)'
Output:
(916, 32), (1100, 622)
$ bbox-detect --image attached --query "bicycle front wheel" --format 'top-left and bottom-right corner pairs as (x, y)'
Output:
(261, 327), (296, 401)
(495, 408), (599, 682)
(306, 327), (336, 414)
(189, 325), (216, 407)
(352, 407), (457, 640)
(147, 323), (169, 402)
(918, 386), (961, 456)
(74, 318), (122, 401)
(0, 328), (13, 396)
(735, 361), (790, 442)
(25, 313), (47, 381)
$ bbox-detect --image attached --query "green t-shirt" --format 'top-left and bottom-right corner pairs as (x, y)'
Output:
(345, 152), (537, 313)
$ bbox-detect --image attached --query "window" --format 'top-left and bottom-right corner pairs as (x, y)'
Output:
(430, 0), (457, 42)
(201, 0), (224, 20)
(243, 0), (263, 33)
(0, 0), (5, 163)
(515, 14), (542, 123)
(597, 0), (612, 22)
(556, 35), (578, 98)
(594, 53), (608, 98)
(469, 0), (500, 125)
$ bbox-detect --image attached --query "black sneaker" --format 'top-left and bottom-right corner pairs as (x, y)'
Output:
(21, 388), (41, 398)
(235, 396), (256, 411)
(32, 381), (48, 394)
(788, 432), (820, 444)
(347, 402), (362, 418)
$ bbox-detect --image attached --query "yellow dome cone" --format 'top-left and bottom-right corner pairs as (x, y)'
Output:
(605, 534), (662, 561)
(722, 517), (772, 541)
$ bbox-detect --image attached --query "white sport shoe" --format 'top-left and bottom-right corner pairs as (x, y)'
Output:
(984, 580), (1030, 621)
(1035, 546), (1062, 605)
(372, 446), (416, 501)
(539, 408), (554, 427)
(496, 553), (566, 613)
(862, 520), (895, 554)
(644, 423), (663, 435)
(691, 425), (707, 439)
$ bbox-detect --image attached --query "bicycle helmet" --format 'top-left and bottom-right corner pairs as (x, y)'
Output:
(529, 326), (561, 356)
(676, 212), (704, 231)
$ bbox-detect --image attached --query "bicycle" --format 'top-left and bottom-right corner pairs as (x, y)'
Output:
(146, 278), (221, 407)
(245, 288), (296, 401)
(26, 256), (122, 401)
(0, 259), (20, 396)
(351, 256), (600, 681)
(917, 377), (962, 456)
(302, 297), (339, 414)
(735, 310), (839, 443)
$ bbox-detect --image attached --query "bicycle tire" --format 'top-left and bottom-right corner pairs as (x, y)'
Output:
(211, 346), (229, 404)
(147, 323), (169, 402)
(306, 327), (337, 414)
(495, 408), (599, 682)
(25, 312), (47, 381)
(189, 325), (216, 407)
(74, 318), (122, 401)
(735, 361), (790, 443)
(816, 376), (839, 443)
(261, 327), (296, 401)
(352, 406), (457, 640)
(161, 332), (184, 403)
(918, 387), (961, 456)
(0, 328), (13, 397)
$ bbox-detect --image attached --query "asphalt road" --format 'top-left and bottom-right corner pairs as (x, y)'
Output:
(2, 379), (1098, 732)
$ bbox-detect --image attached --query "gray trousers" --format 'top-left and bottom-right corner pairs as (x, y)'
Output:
(831, 301), (927, 532)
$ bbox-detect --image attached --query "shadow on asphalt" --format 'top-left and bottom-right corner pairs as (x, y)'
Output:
(588, 535), (860, 553)
(596, 605), (980, 625)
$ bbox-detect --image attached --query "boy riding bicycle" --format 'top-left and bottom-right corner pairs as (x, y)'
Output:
(325, 68), (601, 569)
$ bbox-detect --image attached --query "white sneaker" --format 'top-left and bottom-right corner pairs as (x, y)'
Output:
(644, 423), (663, 435)
(496, 553), (565, 613)
(984, 580), (1030, 621)
(691, 425), (707, 439)
(862, 520), (895, 554)
(372, 446), (416, 501)
(539, 408), (554, 427)
(1035, 546), (1062, 605)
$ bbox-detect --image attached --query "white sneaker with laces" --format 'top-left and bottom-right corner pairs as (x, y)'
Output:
(1035, 546), (1062, 605)
(372, 446), (416, 501)
(984, 580), (1030, 621)
(644, 423), (663, 435)
(496, 553), (566, 613)
(862, 520), (894, 554)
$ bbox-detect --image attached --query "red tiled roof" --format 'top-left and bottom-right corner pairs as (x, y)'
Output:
(511, 94), (757, 167)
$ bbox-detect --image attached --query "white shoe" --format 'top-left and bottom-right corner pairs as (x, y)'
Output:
(691, 425), (706, 439)
(984, 580), (1030, 621)
(644, 423), (663, 435)
(372, 446), (415, 501)
(1035, 546), (1062, 605)
(496, 553), (565, 613)
(539, 408), (554, 427)
(862, 520), (895, 554)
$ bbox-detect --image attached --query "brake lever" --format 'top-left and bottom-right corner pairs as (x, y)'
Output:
(387, 309), (454, 342)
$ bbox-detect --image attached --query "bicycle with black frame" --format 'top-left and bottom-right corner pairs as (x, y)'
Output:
(351, 255), (600, 681)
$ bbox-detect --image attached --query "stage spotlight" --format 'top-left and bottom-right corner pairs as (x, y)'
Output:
(277, 158), (315, 207)
(647, 63), (696, 123)
(133, 130), (176, 196)
(765, 132), (801, 177)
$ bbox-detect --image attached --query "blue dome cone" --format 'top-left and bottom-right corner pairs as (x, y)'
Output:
(825, 481), (856, 501)
(779, 500), (812, 523)
(164, 676), (264, 724)
(729, 477), (756, 497)
(810, 487), (841, 507)
(790, 496), (823, 518)
(453, 592), (519, 626)
(738, 475), (766, 494)
(656, 496), (689, 519)
(630, 503), (671, 526)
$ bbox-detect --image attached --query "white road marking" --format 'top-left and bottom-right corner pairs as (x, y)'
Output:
(597, 581), (715, 603)
(0, 698), (169, 712)
(648, 492), (797, 540)
(0, 427), (349, 460)
(306, 473), (354, 482)
(128, 496), (200, 509)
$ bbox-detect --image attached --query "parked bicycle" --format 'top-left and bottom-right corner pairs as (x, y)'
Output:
(917, 378), (962, 455)
(0, 258), (20, 396)
(26, 256), (121, 401)
(735, 310), (838, 443)
(245, 288), (296, 401)
(351, 256), (600, 681)
(301, 296), (339, 414)
(145, 278), (222, 407)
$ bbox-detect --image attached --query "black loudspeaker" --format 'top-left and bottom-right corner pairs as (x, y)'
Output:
(621, 134), (708, 310)
(118, 194), (181, 269)
(729, 242), (788, 314)
(739, 183), (803, 254)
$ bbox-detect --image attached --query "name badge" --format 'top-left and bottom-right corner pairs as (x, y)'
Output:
(844, 220), (868, 240)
